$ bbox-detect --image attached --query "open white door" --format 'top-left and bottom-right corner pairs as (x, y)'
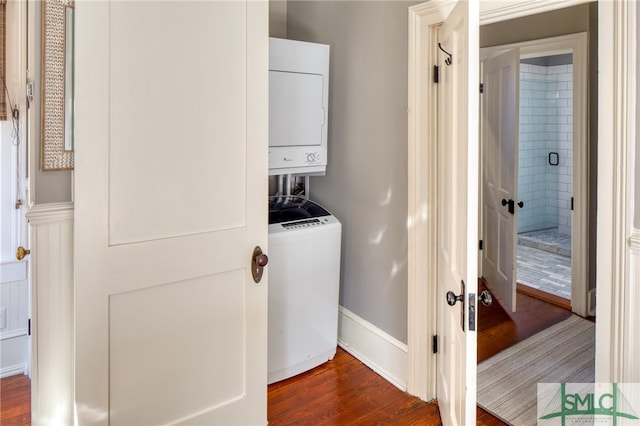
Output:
(74, 1), (268, 425)
(435, 1), (479, 425)
(480, 49), (519, 312)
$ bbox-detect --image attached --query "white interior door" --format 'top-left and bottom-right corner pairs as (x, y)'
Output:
(480, 49), (519, 312)
(74, 2), (269, 424)
(435, 1), (479, 425)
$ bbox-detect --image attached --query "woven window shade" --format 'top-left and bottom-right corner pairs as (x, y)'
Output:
(0, 0), (6, 121)
(41, 0), (73, 169)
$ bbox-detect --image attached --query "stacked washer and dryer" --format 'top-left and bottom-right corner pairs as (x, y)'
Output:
(267, 38), (341, 385)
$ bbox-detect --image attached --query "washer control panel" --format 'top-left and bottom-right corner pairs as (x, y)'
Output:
(281, 217), (331, 230)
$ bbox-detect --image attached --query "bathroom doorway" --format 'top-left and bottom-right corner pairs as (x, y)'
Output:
(479, 32), (590, 317)
(516, 54), (573, 301)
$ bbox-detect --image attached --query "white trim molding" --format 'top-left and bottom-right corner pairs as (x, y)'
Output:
(478, 0), (592, 26)
(26, 201), (74, 224)
(1, 363), (27, 379)
(337, 306), (408, 392)
(627, 230), (640, 381)
(595, 0), (639, 384)
(407, 0), (456, 402)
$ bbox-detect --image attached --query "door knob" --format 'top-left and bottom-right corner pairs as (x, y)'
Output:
(446, 291), (463, 306)
(501, 198), (515, 215)
(251, 246), (268, 284)
(446, 291), (464, 306)
(16, 246), (30, 261)
(517, 201), (524, 208)
(447, 281), (467, 331)
(479, 290), (493, 307)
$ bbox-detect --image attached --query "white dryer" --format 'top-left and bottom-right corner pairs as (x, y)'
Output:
(267, 196), (342, 384)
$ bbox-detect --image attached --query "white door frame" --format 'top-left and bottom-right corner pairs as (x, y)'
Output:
(408, 0), (637, 401)
(479, 32), (589, 317)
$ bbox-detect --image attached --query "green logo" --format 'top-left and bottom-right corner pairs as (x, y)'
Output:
(538, 383), (639, 425)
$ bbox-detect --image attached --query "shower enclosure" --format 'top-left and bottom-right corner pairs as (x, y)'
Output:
(516, 54), (573, 299)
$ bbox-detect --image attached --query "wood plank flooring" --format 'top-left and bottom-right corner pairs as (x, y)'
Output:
(268, 348), (442, 425)
(0, 286), (570, 425)
(0, 373), (30, 425)
(478, 280), (572, 363)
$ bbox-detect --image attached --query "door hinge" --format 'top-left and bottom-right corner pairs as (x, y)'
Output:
(433, 65), (439, 83)
(479, 239), (483, 250)
(480, 83), (484, 93)
(571, 196), (574, 211)
(432, 335), (438, 354)
(28, 318), (31, 336)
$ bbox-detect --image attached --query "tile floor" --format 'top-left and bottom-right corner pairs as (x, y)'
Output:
(516, 229), (571, 300)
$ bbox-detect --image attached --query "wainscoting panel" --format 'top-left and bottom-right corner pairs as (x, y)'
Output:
(0, 260), (28, 377)
(26, 202), (74, 425)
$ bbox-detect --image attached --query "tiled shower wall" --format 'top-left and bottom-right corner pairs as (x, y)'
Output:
(517, 62), (573, 236)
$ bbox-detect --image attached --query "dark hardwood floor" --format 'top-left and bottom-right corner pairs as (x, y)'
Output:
(0, 286), (571, 425)
(268, 284), (570, 425)
(0, 373), (30, 425)
(269, 348), (442, 425)
(477, 280), (572, 363)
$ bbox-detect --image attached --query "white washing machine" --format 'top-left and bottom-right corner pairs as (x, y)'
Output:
(267, 196), (342, 384)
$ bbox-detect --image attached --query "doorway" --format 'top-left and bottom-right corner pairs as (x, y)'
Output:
(476, 32), (595, 425)
(0, 1), (30, 381)
(479, 32), (590, 317)
(408, 0), (635, 420)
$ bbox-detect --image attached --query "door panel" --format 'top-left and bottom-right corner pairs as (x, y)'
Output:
(109, 271), (246, 425)
(74, 1), (268, 424)
(435, 1), (479, 425)
(107, 2), (247, 244)
(481, 48), (519, 312)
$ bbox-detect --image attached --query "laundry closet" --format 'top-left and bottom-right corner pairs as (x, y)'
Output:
(267, 38), (342, 384)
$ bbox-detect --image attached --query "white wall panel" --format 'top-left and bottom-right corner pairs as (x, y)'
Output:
(26, 202), (74, 425)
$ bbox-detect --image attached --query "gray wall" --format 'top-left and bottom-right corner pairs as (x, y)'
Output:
(269, 1), (287, 39)
(287, 1), (419, 343)
(481, 3), (598, 292)
(33, 0), (73, 204)
(480, 4), (591, 46)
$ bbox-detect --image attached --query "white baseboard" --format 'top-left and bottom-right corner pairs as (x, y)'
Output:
(587, 288), (597, 317)
(1, 334), (28, 378)
(1, 364), (26, 378)
(337, 305), (408, 391)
